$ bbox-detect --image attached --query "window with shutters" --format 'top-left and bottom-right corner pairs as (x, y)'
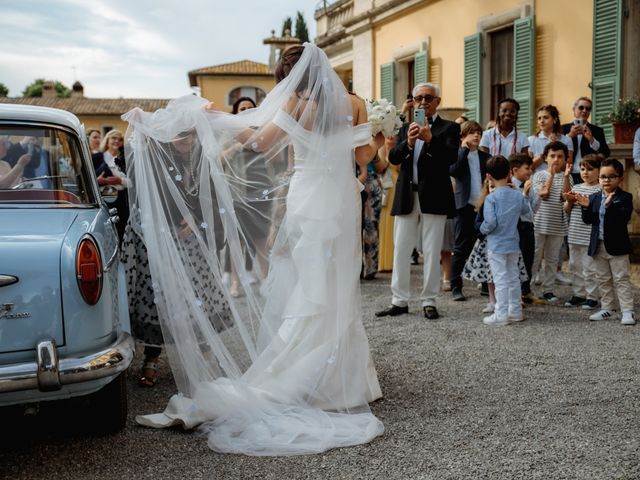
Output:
(489, 27), (514, 120)
(592, 0), (622, 142)
(380, 62), (395, 104)
(407, 60), (415, 96)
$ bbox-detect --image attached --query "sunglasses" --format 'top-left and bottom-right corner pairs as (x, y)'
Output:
(413, 94), (437, 103)
(577, 105), (592, 111)
(599, 175), (619, 181)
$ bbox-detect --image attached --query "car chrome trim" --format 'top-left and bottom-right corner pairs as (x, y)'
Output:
(36, 340), (61, 391)
(0, 332), (134, 393)
(104, 243), (119, 272)
(0, 275), (18, 287)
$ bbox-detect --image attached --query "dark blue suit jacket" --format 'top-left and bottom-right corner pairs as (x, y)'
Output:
(581, 188), (633, 256)
(388, 117), (460, 218)
(561, 122), (610, 159)
(449, 147), (490, 210)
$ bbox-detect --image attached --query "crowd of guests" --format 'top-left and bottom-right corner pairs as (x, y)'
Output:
(373, 83), (638, 327)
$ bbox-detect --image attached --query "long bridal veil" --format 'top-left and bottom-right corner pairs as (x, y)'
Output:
(123, 43), (383, 456)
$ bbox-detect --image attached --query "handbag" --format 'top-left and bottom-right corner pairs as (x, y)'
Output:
(380, 167), (394, 189)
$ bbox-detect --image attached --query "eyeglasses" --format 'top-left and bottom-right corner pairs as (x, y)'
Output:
(577, 105), (592, 111)
(413, 94), (437, 103)
(599, 175), (619, 181)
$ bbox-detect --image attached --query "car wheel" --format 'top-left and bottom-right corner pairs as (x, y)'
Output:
(88, 371), (128, 435)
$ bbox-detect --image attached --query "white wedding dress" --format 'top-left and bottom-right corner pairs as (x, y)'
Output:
(124, 43), (383, 456)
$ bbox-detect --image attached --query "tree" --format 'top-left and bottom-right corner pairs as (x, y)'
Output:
(294, 11), (310, 43)
(22, 79), (71, 98)
(281, 16), (292, 36)
(0, 83), (8, 97)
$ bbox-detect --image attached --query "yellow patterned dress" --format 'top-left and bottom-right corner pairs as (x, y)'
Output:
(377, 163), (399, 272)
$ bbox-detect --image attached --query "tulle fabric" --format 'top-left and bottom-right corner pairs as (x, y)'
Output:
(123, 43), (383, 456)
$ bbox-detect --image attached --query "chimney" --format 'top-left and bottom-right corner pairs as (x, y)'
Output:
(42, 80), (56, 98)
(72, 81), (84, 98)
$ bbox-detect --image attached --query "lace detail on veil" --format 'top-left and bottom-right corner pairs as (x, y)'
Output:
(124, 43), (383, 456)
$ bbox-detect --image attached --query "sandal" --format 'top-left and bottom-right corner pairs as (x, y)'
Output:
(138, 361), (159, 387)
(229, 280), (243, 298)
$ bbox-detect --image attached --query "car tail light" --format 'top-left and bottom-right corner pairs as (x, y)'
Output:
(76, 236), (103, 305)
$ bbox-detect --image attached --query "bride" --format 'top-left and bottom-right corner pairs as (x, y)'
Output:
(123, 43), (385, 456)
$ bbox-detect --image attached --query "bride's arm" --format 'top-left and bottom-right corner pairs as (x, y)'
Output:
(204, 100), (290, 154)
(352, 96), (384, 168)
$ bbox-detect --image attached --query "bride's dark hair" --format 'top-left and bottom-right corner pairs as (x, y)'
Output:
(275, 45), (306, 85)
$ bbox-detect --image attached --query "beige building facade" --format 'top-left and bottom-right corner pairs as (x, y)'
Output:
(315, 0), (639, 139)
(188, 60), (275, 111)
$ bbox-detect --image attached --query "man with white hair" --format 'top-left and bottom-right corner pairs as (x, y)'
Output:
(375, 83), (460, 319)
(562, 96), (610, 184)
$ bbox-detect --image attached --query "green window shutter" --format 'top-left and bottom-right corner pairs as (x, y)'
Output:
(414, 50), (428, 85)
(592, 0), (622, 143)
(380, 62), (395, 104)
(513, 16), (535, 135)
(463, 33), (482, 122)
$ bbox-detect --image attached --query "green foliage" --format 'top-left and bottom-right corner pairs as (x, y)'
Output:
(22, 79), (71, 98)
(0, 83), (8, 97)
(294, 11), (310, 43)
(606, 97), (640, 124)
(281, 17), (292, 36)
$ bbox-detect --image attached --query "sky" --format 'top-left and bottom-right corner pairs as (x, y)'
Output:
(0, 0), (319, 99)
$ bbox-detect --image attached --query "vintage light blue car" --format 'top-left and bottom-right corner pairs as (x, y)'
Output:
(0, 104), (134, 433)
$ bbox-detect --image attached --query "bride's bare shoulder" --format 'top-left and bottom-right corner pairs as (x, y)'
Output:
(348, 93), (367, 126)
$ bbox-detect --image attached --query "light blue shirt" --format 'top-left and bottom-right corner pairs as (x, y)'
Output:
(633, 127), (640, 169)
(480, 186), (531, 254)
(598, 191), (607, 240)
(511, 177), (540, 223)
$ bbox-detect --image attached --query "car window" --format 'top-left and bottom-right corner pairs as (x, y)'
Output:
(0, 125), (95, 205)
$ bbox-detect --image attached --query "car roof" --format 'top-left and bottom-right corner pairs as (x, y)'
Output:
(0, 104), (83, 133)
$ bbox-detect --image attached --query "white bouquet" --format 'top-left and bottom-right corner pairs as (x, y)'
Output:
(365, 98), (403, 137)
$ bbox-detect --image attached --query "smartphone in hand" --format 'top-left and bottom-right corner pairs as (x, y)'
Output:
(414, 108), (425, 127)
(573, 117), (585, 134)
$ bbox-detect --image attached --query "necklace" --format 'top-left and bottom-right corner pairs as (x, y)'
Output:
(492, 126), (518, 157)
(166, 149), (200, 198)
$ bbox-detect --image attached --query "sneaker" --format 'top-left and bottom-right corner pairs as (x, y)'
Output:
(508, 314), (524, 322)
(482, 303), (495, 313)
(483, 314), (509, 326)
(564, 296), (586, 307)
(589, 310), (614, 321)
(542, 292), (559, 303)
(621, 311), (636, 325)
(452, 288), (466, 301)
(555, 271), (572, 285)
(581, 299), (598, 310)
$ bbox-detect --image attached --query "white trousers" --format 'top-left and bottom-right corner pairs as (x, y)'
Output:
(592, 244), (634, 312)
(568, 243), (597, 299)
(488, 251), (522, 320)
(391, 193), (446, 307)
(532, 233), (564, 293)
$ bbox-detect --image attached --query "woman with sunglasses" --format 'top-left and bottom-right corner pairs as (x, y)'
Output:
(561, 96), (610, 184)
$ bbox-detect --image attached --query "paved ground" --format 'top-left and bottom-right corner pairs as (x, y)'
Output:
(1, 266), (639, 480)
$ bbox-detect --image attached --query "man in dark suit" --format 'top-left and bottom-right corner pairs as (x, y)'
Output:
(448, 121), (490, 301)
(375, 83), (460, 319)
(562, 96), (610, 184)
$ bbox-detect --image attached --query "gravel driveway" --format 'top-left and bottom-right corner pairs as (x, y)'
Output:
(2, 267), (639, 480)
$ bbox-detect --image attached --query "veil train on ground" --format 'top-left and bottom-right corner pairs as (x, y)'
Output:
(123, 43), (383, 456)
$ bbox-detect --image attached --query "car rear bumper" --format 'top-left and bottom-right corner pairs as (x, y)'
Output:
(0, 332), (134, 393)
